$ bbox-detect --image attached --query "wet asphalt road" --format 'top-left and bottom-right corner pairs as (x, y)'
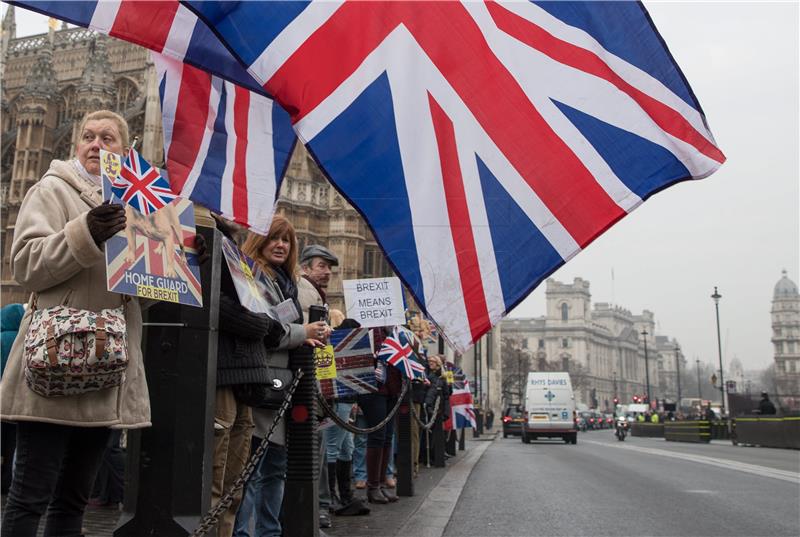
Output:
(443, 431), (800, 537)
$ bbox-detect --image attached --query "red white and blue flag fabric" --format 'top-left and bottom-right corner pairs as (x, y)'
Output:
(11, 1), (296, 233)
(180, 1), (726, 351)
(377, 329), (426, 380)
(110, 146), (176, 215)
(17, 1), (726, 351)
(449, 380), (478, 430)
(153, 53), (295, 234)
(443, 361), (476, 430)
(318, 328), (378, 399)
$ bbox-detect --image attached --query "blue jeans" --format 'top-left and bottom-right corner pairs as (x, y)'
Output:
(352, 414), (368, 482)
(325, 402), (354, 462)
(233, 441), (287, 537)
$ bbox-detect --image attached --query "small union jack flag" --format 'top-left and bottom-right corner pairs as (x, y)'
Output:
(377, 329), (426, 380)
(318, 328), (378, 399)
(111, 147), (177, 215)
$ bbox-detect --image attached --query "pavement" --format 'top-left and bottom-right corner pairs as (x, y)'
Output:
(444, 430), (800, 537)
(1, 431), (496, 537)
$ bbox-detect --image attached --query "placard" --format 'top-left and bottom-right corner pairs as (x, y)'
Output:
(342, 277), (405, 328)
(102, 152), (202, 307)
(219, 235), (274, 316)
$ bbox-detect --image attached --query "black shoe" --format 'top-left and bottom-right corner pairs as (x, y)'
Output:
(367, 487), (388, 504)
(380, 486), (399, 503)
(319, 512), (332, 528)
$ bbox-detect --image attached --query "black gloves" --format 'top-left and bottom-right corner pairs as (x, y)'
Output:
(87, 203), (126, 246)
(194, 234), (209, 265)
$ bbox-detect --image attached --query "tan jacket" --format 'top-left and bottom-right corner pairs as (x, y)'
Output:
(297, 276), (323, 323)
(0, 160), (151, 429)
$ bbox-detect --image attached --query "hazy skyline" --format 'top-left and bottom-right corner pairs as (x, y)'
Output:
(3, 2), (798, 371)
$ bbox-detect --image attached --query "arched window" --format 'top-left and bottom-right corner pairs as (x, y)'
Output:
(115, 78), (140, 113)
(561, 303), (569, 321)
(58, 86), (77, 125)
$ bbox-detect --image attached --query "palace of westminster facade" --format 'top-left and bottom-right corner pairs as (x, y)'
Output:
(0, 10), (391, 310)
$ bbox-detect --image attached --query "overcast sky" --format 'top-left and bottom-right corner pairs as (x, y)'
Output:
(5, 2), (798, 371)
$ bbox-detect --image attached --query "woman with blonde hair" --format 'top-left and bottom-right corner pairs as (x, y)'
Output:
(0, 109), (203, 536)
(233, 216), (327, 537)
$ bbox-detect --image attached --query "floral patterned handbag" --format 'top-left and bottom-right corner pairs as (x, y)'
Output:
(23, 297), (129, 398)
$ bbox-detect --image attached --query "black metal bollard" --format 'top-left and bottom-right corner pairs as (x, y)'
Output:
(446, 429), (457, 456)
(284, 345), (319, 537)
(396, 387), (414, 496)
(115, 224), (220, 537)
(431, 416), (446, 468)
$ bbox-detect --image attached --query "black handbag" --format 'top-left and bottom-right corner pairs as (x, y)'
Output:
(233, 366), (294, 410)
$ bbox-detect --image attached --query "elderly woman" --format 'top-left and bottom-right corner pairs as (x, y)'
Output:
(0, 110), (201, 536)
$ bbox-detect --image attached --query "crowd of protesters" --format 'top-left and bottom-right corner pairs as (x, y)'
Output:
(0, 108), (457, 537)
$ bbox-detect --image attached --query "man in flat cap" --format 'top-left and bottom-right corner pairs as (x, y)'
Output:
(298, 244), (339, 322)
(298, 244), (340, 530)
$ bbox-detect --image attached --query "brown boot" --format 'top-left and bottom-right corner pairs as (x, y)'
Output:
(379, 444), (398, 502)
(366, 447), (388, 504)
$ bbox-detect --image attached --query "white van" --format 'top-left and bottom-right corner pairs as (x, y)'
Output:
(522, 372), (577, 444)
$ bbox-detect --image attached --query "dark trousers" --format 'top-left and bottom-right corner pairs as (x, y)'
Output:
(1, 421), (16, 494)
(1, 421), (111, 537)
(90, 429), (125, 505)
(358, 394), (396, 448)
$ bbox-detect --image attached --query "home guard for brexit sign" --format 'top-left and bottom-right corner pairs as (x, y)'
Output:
(343, 277), (405, 328)
(101, 151), (202, 307)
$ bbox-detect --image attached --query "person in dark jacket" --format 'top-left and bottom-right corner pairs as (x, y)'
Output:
(1, 303), (25, 494)
(212, 217), (285, 537)
(424, 355), (452, 425)
(757, 392), (777, 415)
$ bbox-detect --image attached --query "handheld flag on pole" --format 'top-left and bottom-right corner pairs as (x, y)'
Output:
(110, 146), (176, 215)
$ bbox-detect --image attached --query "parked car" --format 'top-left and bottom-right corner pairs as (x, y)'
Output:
(502, 406), (525, 438)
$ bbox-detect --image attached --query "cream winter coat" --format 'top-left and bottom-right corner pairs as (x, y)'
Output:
(0, 160), (151, 429)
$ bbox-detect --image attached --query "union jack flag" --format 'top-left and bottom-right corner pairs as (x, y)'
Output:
(377, 329), (426, 380)
(443, 361), (475, 430)
(318, 328), (378, 399)
(18, 1), (726, 351)
(109, 147), (176, 215)
(181, 1), (725, 351)
(153, 53), (295, 234)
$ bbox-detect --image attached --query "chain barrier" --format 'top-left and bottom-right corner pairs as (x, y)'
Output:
(190, 369), (304, 537)
(409, 393), (442, 431)
(317, 377), (409, 435)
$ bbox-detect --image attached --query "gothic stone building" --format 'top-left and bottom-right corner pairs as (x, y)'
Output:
(501, 277), (685, 410)
(1, 11), (390, 310)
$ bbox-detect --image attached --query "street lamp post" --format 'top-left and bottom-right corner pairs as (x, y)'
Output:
(696, 358), (702, 400)
(641, 329), (651, 405)
(711, 287), (726, 415)
(675, 343), (682, 411)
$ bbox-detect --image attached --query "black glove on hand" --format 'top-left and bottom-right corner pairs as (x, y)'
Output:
(87, 203), (126, 246)
(193, 234), (209, 265)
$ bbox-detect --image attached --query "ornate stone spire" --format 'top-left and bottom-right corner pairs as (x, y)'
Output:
(22, 36), (57, 97)
(79, 35), (114, 91)
(1, 5), (15, 41)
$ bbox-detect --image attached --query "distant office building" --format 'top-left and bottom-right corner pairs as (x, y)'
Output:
(501, 277), (682, 410)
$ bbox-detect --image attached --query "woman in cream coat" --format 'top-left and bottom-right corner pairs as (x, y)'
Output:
(0, 110), (193, 537)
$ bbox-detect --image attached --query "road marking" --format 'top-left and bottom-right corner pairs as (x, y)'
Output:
(582, 439), (800, 484)
(685, 489), (718, 494)
(398, 437), (493, 537)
